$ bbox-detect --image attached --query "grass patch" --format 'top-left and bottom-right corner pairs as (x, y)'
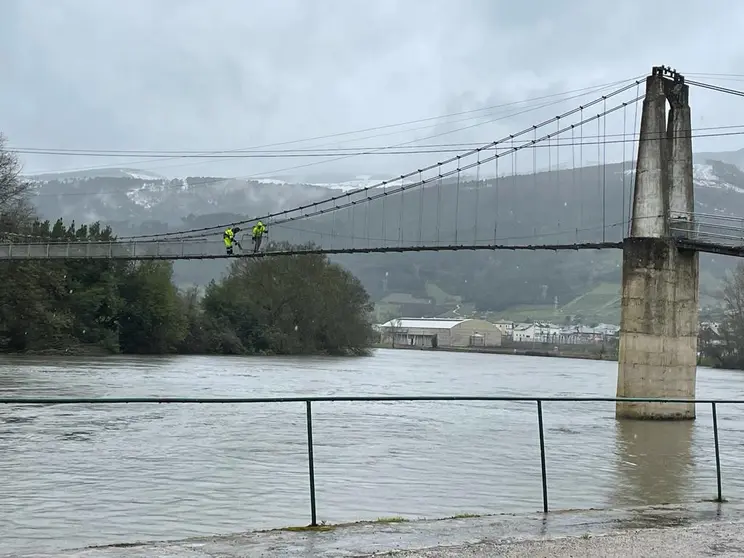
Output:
(485, 281), (625, 324)
(276, 513), (495, 535)
(277, 516), (409, 534)
(282, 524), (336, 532)
(374, 516), (408, 523)
(425, 282), (462, 305)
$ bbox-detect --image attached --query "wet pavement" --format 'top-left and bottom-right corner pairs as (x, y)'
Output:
(14, 500), (744, 557)
(390, 522), (744, 557)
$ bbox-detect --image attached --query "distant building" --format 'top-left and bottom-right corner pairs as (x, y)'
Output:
(378, 317), (502, 348)
(511, 322), (619, 344)
(493, 320), (514, 337)
(512, 323), (535, 342)
(512, 322), (562, 343)
(700, 322), (724, 346)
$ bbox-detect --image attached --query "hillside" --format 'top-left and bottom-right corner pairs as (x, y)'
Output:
(22, 155), (744, 324)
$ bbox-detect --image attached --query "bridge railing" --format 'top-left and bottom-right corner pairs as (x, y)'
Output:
(672, 212), (744, 246)
(0, 395), (736, 527)
(0, 238), (222, 259)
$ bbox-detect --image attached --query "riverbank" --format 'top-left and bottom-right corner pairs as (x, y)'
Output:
(6, 344), (612, 360)
(23, 501), (744, 557)
(372, 342), (616, 361)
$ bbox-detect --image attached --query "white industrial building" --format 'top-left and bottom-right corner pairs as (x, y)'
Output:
(378, 317), (502, 348)
(512, 322), (620, 344)
(512, 322), (562, 343)
(493, 320), (515, 337)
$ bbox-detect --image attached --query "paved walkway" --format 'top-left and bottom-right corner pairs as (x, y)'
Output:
(389, 522), (744, 557)
(15, 501), (744, 557)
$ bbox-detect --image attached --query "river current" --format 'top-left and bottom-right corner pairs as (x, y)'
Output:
(1, 349), (742, 554)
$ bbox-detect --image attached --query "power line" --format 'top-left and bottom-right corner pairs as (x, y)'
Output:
(27, 126), (744, 201)
(14, 125), (744, 158)
(22, 90), (601, 180)
(17, 76), (644, 176)
(687, 73), (744, 80)
(27, 78), (642, 199)
(41, 84), (633, 186)
(688, 79), (744, 98)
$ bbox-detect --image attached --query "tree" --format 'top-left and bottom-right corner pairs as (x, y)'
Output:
(0, 135), (58, 350)
(699, 325), (724, 367)
(716, 263), (744, 369)
(0, 212), (130, 352)
(0, 134), (31, 229)
(200, 243), (374, 355)
(387, 318), (403, 347)
(118, 261), (188, 353)
(177, 286), (216, 354)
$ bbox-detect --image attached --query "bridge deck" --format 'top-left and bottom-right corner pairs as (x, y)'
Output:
(0, 237), (740, 261)
(0, 240), (624, 260)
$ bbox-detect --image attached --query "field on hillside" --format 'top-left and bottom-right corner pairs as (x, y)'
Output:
(373, 271), (725, 325)
(484, 283), (620, 324)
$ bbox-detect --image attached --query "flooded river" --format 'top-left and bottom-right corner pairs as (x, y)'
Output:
(1, 349), (743, 554)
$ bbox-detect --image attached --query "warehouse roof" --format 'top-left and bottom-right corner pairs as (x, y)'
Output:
(379, 318), (469, 329)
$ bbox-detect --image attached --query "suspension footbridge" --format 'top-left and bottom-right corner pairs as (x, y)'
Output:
(3, 68), (744, 262)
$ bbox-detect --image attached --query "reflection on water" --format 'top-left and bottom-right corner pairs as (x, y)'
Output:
(613, 420), (694, 507)
(0, 350), (743, 555)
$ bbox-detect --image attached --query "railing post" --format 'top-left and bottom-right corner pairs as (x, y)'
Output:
(537, 399), (548, 513)
(305, 400), (318, 526)
(712, 402), (723, 502)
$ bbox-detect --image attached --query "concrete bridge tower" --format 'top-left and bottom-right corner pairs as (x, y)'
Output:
(616, 66), (699, 420)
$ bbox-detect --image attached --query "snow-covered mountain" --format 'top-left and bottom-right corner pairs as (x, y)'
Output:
(24, 168), (410, 227)
(250, 175), (385, 192)
(695, 148), (744, 173)
(23, 152), (744, 232)
(27, 167), (166, 182)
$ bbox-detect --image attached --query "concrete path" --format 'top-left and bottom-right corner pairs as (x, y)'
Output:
(389, 522), (744, 557)
(14, 501), (744, 557)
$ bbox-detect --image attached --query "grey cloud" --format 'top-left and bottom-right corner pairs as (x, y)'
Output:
(2, 0), (744, 179)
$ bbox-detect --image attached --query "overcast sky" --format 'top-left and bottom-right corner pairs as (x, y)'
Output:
(2, 0), (744, 180)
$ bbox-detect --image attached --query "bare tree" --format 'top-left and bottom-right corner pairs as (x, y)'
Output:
(387, 318), (403, 347)
(719, 263), (744, 368)
(0, 134), (33, 234)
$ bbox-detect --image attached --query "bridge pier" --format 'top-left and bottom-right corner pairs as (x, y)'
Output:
(616, 67), (699, 420)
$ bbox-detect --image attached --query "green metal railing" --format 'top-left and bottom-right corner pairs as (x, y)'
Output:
(0, 395), (737, 525)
